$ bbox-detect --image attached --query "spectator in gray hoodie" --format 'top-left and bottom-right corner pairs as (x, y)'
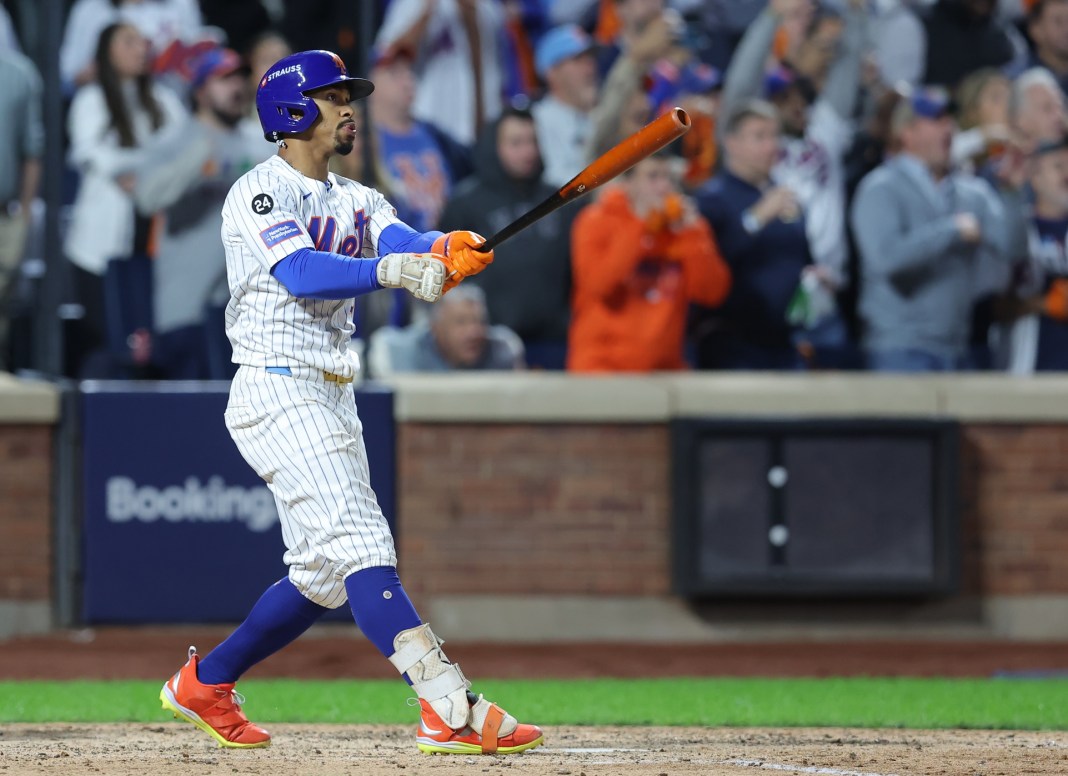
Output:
(851, 87), (1013, 371)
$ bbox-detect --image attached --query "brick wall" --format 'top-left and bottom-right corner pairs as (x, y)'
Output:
(961, 425), (1068, 595)
(0, 425), (52, 601)
(397, 424), (671, 596)
(397, 421), (1068, 600)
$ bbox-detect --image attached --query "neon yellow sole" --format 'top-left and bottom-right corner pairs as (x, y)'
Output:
(159, 687), (271, 750)
(417, 735), (544, 755)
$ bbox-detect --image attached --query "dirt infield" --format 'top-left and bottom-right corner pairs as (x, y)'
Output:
(3, 630), (1066, 775)
(0, 724), (1065, 776)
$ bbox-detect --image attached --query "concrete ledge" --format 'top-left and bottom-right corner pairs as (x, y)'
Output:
(382, 373), (1068, 424)
(0, 373), (60, 423)
(936, 375), (1068, 421)
(669, 373), (944, 418)
(0, 601), (52, 640)
(388, 373), (672, 423)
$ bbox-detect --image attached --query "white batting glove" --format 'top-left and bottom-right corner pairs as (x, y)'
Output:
(376, 253), (446, 303)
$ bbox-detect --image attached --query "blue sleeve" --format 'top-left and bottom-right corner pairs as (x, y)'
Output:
(378, 223), (445, 255)
(271, 248), (382, 300)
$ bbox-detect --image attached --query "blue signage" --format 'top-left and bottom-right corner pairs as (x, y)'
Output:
(80, 381), (396, 623)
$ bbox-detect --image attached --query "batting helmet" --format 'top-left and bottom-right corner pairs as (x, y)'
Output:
(256, 50), (374, 141)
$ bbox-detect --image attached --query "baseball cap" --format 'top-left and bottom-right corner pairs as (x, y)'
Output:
(369, 42), (415, 69)
(646, 60), (722, 113)
(535, 25), (594, 78)
(190, 47), (246, 89)
(677, 62), (722, 95)
(763, 65), (816, 104)
(910, 87), (952, 120)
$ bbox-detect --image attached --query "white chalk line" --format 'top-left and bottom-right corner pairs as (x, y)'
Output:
(544, 748), (898, 775)
(723, 759), (897, 776)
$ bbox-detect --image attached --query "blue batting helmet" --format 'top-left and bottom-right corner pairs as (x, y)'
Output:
(256, 50), (374, 141)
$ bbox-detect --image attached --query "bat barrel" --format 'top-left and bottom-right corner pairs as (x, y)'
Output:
(560, 107), (691, 198)
(477, 107), (692, 252)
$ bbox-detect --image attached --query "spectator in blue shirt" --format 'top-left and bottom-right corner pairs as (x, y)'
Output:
(694, 99), (812, 370)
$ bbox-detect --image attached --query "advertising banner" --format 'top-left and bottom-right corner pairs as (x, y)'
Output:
(81, 382), (395, 622)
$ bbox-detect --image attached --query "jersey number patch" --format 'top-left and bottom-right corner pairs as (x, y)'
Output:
(251, 193), (275, 214)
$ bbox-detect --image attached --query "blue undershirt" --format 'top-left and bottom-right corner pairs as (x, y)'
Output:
(269, 223), (444, 300)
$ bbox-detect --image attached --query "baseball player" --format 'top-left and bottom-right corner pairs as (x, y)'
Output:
(159, 49), (543, 756)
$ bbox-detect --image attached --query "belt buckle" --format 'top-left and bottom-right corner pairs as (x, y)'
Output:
(324, 371), (353, 384)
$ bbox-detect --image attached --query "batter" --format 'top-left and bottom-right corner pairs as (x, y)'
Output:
(159, 49), (543, 756)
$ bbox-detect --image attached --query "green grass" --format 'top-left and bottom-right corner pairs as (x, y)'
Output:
(1, 678), (1065, 730)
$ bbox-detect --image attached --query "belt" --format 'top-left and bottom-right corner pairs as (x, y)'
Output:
(265, 366), (354, 384)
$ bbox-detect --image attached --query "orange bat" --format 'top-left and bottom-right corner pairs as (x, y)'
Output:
(479, 107), (692, 252)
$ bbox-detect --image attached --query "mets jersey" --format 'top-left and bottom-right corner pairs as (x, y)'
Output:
(221, 154), (404, 379)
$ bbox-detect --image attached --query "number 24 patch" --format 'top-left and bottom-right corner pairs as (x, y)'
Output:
(251, 193), (274, 214)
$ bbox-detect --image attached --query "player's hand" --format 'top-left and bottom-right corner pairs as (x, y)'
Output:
(431, 230), (494, 291)
(377, 253), (446, 303)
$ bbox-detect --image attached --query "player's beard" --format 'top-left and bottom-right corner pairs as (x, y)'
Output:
(334, 122), (355, 156)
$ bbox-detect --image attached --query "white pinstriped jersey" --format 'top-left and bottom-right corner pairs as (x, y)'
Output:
(222, 154), (404, 379)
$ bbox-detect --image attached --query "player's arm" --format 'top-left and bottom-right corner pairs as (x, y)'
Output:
(271, 248), (444, 303)
(227, 173), (445, 302)
(370, 194), (494, 291)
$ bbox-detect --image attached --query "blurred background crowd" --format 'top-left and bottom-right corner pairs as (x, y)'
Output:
(6, 0), (1068, 380)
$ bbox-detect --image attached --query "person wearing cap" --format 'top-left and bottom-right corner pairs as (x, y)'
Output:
(531, 24), (599, 187)
(374, 0), (506, 146)
(131, 45), (273, 379)
(645, 59), (724, 189)
(359, 42), (474, 336)
(850, 87), (1013, 372)
(438, 106), (575, 368)
(720, 0), (866, 290)
(996, 136), (1068, 372)
(369, 44), (466, 234)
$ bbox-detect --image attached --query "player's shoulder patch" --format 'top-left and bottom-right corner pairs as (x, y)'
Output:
(260, 220), (302, 248)
(250, 192), (274, 215)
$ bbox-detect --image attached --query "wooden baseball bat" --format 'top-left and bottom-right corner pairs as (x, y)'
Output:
(478, 107), (692, 252)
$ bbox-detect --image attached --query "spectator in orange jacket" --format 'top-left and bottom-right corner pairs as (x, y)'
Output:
(567, 153), (731, 372)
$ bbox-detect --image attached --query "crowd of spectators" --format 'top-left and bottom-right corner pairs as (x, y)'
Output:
(9, 0), (1068, 377)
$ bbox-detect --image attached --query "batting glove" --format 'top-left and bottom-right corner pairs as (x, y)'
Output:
(431, 230), (494, 291)
(377, 253), (446, 303)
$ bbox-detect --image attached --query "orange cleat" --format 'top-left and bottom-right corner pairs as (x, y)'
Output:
(159, 646), (271, 749)
(415, 695), (544, 755)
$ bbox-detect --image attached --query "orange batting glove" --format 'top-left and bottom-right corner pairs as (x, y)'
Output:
(1044, 279), (1068, 321)
(431, 230), (494, 291)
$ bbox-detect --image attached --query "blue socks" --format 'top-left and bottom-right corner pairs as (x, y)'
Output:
(345, 566), (422, 657)
(195, 567), (422, 686)
(196, 577), (328, 685)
